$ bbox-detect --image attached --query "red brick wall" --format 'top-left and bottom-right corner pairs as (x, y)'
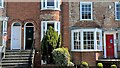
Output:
(6, 2), (40, 50)
(71, 52), (103, 66)
(60, 2), (70, 48)
(6, 2), (41, 68)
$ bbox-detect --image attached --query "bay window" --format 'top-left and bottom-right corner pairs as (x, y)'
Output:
(41, 0), (60, 10)
(41, 21), (60, 40)
(71, 29), (102, 51)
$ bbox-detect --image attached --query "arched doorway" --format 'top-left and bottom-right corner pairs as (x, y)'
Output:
(11, 23), (21, 50)
(24, 23), (34, 49)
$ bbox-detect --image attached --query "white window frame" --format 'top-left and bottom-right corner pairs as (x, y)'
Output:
(0, 0), (4, 8)
(41, 0), (60, 10)
(41, 21), (60, 40)
(115, 2), (120, 20)
(80, 2), (93, 20)
(71, 28), (102, 52)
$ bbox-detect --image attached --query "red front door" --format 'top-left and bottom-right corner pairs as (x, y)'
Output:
(106, 34), (114, 58)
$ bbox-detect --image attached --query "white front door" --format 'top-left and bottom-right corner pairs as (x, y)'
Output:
(11, 23), (21, 50)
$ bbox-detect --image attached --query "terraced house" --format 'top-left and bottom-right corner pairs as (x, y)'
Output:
(1, 0), (120, 68)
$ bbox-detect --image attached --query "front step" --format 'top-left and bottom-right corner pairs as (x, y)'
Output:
(1, 60), (30, 63)
(0, 49), (35, 68)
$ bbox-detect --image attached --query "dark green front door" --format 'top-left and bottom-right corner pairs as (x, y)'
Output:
(25, 27), (34, 49)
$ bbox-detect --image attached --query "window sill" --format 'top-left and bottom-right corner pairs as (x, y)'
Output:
(80, 19), (93, 21)
(71, 50), (103, 52)
(41, 8), (60, 11)
(115, 19), (120, 21)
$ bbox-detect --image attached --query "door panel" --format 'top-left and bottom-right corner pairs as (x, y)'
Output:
(11, 26), (21, 49)
(25, 27), (34, 49)
(106, 34), (114, 58)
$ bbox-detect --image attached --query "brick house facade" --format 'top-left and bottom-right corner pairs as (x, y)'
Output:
(1, 0), (120, 67)
(69, 1), (120, 66)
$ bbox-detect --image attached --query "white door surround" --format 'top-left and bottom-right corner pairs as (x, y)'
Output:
(11, 22), (21, 50)
(104, 31), (117, 58)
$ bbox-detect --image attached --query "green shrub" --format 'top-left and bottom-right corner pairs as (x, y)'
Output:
(97, 63), (103, 68)
(41, 26), (61, 64)
(67, 61), (74, 66)
(111, 64), (117, 68)
(52, 47), (73, 66)
(81, 61), (89, 68)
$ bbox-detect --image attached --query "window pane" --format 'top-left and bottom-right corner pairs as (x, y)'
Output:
(83, 32), (94, 50)
(0, 0), (2, 7)
(81, 3), (92, 20)
(47, 0), (54, 6)
(73, 32), (81, 50)
(116, 3), (120, 19)
(43, 0), (45, 7)
(117, 4), (120, 7)
(56, 0), (58, 8)
(13, 23), (21, 26)
(26, 23), (33, 26)
(97, 32), (101, 50)
(117, 12), (120, 19)
(47, 23), (54, 29)
(117, 7), (120, 11)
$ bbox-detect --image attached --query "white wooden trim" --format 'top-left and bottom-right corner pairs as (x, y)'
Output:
(94, 30), (97, 50)
(71, 30), (74, 51)
(11, 22), (21, 50)
(41, 0), (60, 10)
(115, 2), (120, 20)
(71, 28), (102, 51)
(41, 21), (60, 41)
(0, 17), (9, 21)
(80, 2), (93, 21)
(81, 30), (83, 50)
(0, 0), (4, 8)
(24, 22), (34, 50)
(104, 31), (117, 58)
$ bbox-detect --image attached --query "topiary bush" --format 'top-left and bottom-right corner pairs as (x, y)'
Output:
(41, 26), (61, 64)
(111, 64), (117, 68)
(97, 63), (103, 68)
(52, 47), (74, 66)
(81, 61), (89, 68)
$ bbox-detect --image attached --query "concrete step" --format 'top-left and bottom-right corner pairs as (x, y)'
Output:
(0, 63), (28, 66)
(6, 50), (31, 52)
(5, 55), (32, 58)
(5, 51), (33, 54)
(1, 64), (32, 68)
(2, 57), (30, 60)
(1, 50), (34, 68)
(1, 60), (30, 63)
(1, 66), (30, 68)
